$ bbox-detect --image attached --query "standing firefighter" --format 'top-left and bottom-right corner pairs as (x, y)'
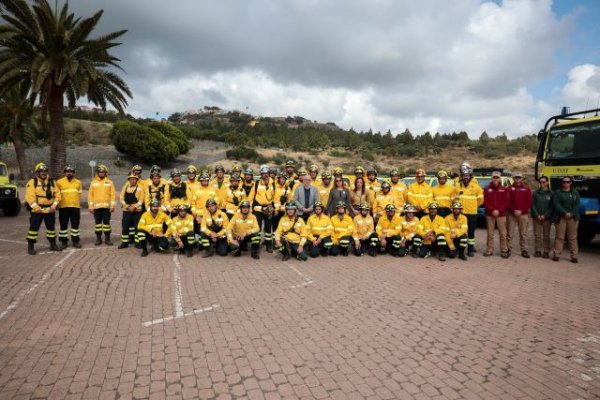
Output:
(88, 164), (116, 246)
(249, 166), (276, 253)
(25, 163), (61, 255)
(56, 165), (82, 249)
(166, 204), (195, 258)
(453, 164), (483, 256)
(118, 174), (145, 249)
(163, 169), (192, 216)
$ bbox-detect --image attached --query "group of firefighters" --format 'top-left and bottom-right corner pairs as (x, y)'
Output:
(24, 160), (581, 263)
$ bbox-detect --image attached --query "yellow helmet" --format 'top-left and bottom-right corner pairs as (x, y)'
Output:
(34, 162), (48, 173)
(96, 164), (108, 173)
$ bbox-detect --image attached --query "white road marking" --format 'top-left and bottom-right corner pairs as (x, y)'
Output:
(141, 254), (218, 326)
(0, 238), (27, 245)
(173, 254), (184, 317)
(0, 250), (75, 320)
(285, 262), (314, 289)
(142, 305), (219, 327)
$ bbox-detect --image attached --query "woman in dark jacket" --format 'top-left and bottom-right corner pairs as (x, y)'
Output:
(327, 176), (350, 216)
(552, 176), (580, 263)
(531, 176), (553, 258)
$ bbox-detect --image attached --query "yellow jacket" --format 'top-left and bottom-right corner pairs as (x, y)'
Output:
(165, 214), (194, 238)
(55, 177), (82, 208)
(274, 215), (307, 245)
(376, 214), (402, 237)
(390, 181), (408, 206)
(163, 181), (193, 212)
(372, 192), (400, 217)
(224, 187), (247, 216)
(453, 180), (483, 215)
(315, 182), (332, 206)
(365, 178), (381, 195)
(306, 214), (333, 241)
(330, 214), (354, 244)
(401, 217), (420, 240)
(88, 176), (116, 210)
(226, 212), (260, 242)
(353, 214), (375, 241)
(417, 215), (447, 244)
(25, 177), (60, 212)
(145, 181), (166, 208)
(274, 183), (293, 212)
(209, 178), (230, 207)
(137, 210), (170, 236)
(120, 182), (145, 212)
(444, 213), (468, 250)
(407, 182), (433, 211)
(249, 178), (275, 211)
(200, 210), (229, 237)
(191, 186), (220, 218)
(432, 183), (454, 209)
(144, 176), (167, 188)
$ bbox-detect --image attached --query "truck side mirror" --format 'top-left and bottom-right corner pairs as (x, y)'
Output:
(537, 129), (544, 140)
(9, 173), (15, 182)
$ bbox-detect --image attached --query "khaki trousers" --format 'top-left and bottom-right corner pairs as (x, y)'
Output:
(486, 215), (507, 253)
(532, 218), (551, 254)
(507, 213), (529, 252)
(554, 217), (579, 258)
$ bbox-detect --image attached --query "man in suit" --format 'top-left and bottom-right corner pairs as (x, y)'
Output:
(293, 175), (319, 222)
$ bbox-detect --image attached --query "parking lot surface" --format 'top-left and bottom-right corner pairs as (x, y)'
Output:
(0, 209), (599, 399)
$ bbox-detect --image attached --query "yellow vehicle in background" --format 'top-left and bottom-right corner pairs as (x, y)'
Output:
(0, 161), (21, 216)
(536, 107), (600, 244)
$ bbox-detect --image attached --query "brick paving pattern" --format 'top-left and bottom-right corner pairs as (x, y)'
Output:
(0, 209), (599, 399)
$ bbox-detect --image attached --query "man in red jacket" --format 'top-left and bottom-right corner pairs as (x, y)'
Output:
(483, 171), (510, 258)
(507, 172), (533, 258)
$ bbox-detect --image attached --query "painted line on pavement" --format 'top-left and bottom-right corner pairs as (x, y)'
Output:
(0, 250), (75, 320)
(285, 261), (314, 289)
(0, 238), (27, 245)
(142, 305), (219, 327)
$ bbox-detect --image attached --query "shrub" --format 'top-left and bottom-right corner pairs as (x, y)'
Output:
(225, 146), (259, 161)
(145, 121), (191, 154)
(111, 120), (179, 163)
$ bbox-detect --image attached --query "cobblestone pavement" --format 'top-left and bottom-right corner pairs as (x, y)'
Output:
(0, 209), (599, 400)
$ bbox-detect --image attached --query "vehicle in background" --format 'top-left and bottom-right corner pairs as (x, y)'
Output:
(0, 161), (21, 216)
(536, 107), (600, 245)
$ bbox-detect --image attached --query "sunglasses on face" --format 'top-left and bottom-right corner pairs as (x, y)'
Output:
(562, 180), (572, 184)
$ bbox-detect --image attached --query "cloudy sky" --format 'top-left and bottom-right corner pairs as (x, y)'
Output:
(70, 0), (600, 138)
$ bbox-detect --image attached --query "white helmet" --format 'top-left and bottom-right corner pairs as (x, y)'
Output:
(259, 165), (270, 174)
(460, 161), (472, 175)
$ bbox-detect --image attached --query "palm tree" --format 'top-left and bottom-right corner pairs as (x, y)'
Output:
(0, 0), (132, 176)
(0, 81), (34, 179)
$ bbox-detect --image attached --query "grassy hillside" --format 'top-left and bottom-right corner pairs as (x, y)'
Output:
(64, 118), (113, 146)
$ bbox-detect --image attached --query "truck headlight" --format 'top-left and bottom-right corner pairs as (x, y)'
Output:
(4, 189), (11, 195)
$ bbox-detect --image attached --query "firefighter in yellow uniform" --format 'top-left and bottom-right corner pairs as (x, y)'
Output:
(399, 204), (420, 257)
(130, 165), (147, 192)
(389, 168), (408, 210)
(191, 172), (221, 224)
(453, 166), (483, 256)
(226, 200), (261, 259)
(144, 165), (168, 187)
(414, 202), (448, 260)
(305, 201), (333, 257)
(316, 171), (333, 206)
(185, 165), (200, 193)
(444, 201), (469, 260)
(118, 174), (145, 248)
(407, 169), (433, 217)
(352, 202), (378, 256)
(330, 201), (354, 256)
(163, 169), (193, 216)
(274, 203), (308, 261)
(373, 181), (401, 220)
(241, 168), (255, 197)
(165, 204), (195, 257)
(25, 163), (61, 255)
(365, 167), (381, 194)
(224, 175), (247, 217)
(145, 171), (166, 209)
(88, 164), (116, 246)
(210, 164), (229, 209)
(200, 199), (229, 257)
(137, 199), (171, 257)
(249, 166), (276, 252)
(308, 164), (321, 186)
(273, 171), (293, 231)
(56, 165), (82, 249)
(431, 170), (454, 218)
(348, 166), (365, 187)
(376, 204), (403, 257)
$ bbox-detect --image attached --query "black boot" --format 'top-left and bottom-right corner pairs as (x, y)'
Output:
(368, 247), (376, 257)
(95, 233), (102, 246)
(72, 239), (81, 249)
(459, 249), (467, 260)
(118, 242), (129, 249)
(438, 249), (446, 262)
(49, 239), (62, 252)
(141, 242), (148, 257)
(27, 241), (36, 255)
(251, 245), (260, 259)
(60, 240), (68, 250)
(266, 241), (273, 253)
(467, 245), (474, 257)
(104, 233), (113, 246)
(202, 247), (215, 258)
(186, 246), (193, 258)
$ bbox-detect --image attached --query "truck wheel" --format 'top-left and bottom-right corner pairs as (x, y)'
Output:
(2, 199), (21, 216)
(578, 225), (597, 246)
